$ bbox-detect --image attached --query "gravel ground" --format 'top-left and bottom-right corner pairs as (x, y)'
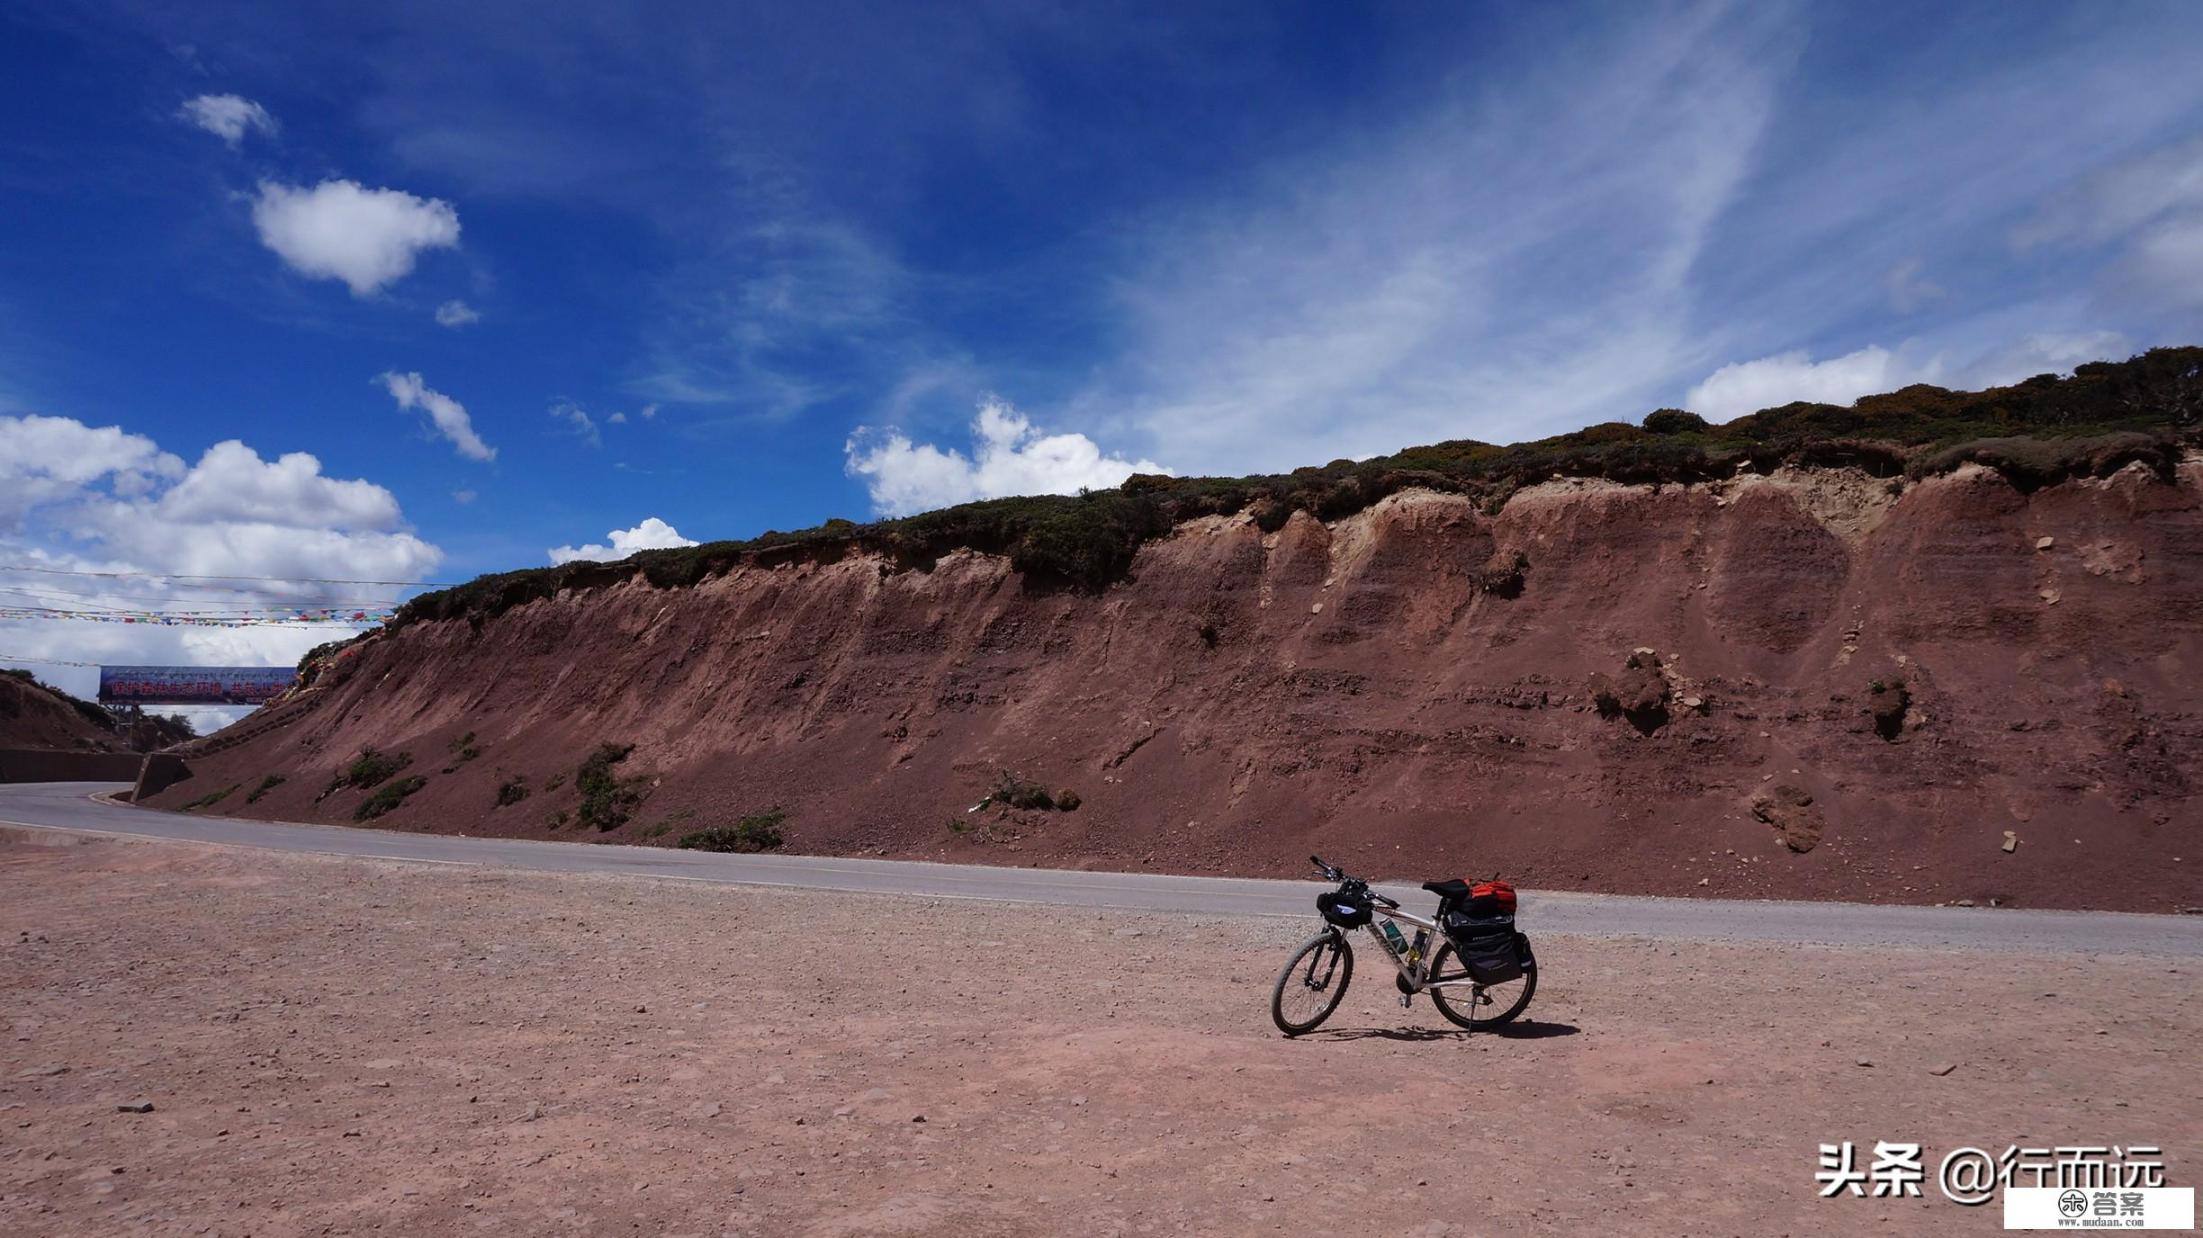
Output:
(2, 830), (2198, 1237)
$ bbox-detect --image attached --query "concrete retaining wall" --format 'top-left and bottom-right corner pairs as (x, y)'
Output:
(0, 749), (149, 785)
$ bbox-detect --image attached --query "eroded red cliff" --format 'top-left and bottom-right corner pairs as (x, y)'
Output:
(148, 460), (2203, 910)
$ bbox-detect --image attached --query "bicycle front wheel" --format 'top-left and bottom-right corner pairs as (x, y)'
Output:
(1271, 929), (1354, 1036)
(1427, 939), (1536, 1030)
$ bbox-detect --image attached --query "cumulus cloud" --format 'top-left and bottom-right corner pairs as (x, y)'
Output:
(0, 412), (444, 714)
(434, 299), (480, 327)
(378, 371), (495, 461)
(547, 517), (698, 565)
(548, 402), (600, 447)
(845, 397), (1171, 517)
(0, 415), (184, 528)
(155, 440), (403, 529)
(252, 180), (460, 297)
(179, 94), (277, 147)
(1685, 332), (2130, 422)
(1685, 346), (1928, 421)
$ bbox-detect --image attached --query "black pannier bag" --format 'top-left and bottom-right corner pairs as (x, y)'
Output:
(1455, 929), (1525, 985)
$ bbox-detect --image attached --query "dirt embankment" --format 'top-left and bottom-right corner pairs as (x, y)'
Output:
(148, 460), (2203, 911)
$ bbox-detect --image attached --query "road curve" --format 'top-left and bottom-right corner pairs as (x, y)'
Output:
(4, 781), (2199, 956)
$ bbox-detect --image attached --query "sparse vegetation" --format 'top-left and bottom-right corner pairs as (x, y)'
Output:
(354, 776), (427, 821)
(1054, 789), (1082, 811)
(676, 810), (787, 853)
(1475, 549), (1530, 597)
(495, 776), (529, 808)
(295, 636), (363, 689)
(991, 769), (1056, 811)
(245, 774), (286, 804)
(381, 348), (2202, 619)
(546, 809), (568, 831)
(448, 731), (483, 763)
(330, 748), (411, 794)
(575, 742), (646, 831)
(181, 784), (240, 811)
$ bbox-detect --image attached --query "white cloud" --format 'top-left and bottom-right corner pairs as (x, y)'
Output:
(2016, 134), (2203, 310)
(0, 415), (184, 528)
(378, 371), (495, 462)
(549, 402), (600, 447)
(1079, 6), (1793, 473)
(1686, 346), (1930, 421)
(452, 488), (477, 504)
(179, 94), (277, 147)
(1684, 332), (2131, 422)
(434, 299), (481, 327)
(2120, 213), (2203, 308)
(547, 517), (698, 565)
(637, 219), (908, 417)
(1963, 330), (2133, 386)
(1881, 259), (1945, 315)
(606, 411), (628, 425)
(845, 396), (1171, 517)
(252, 180), (461, 297)
(2014, 134), (2203, 252)
(0, 413), (444, 707)
(155, 440), (403, 530)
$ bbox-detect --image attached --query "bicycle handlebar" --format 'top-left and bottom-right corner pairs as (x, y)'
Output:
(1308, 855), (1397, 907)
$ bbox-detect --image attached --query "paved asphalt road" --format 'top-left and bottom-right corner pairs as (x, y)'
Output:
(4, 781), (2199, 956)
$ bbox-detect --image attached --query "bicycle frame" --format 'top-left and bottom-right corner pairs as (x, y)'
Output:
(1357, 902), (1479, 993)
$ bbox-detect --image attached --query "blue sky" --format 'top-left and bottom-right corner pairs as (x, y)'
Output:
(4, 0), (2203, 708)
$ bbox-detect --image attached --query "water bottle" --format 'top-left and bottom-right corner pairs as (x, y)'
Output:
(1409, 929), (1429, 963)
(1379, 920), (1407, 954)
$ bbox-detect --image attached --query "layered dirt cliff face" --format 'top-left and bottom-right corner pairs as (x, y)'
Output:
(148, 461), (2203, 910)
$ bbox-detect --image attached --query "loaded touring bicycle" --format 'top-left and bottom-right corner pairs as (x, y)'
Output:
(1271, 856), (1536, 1035)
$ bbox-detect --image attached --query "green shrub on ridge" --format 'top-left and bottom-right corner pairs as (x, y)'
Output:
(381, 347), (2202, 624)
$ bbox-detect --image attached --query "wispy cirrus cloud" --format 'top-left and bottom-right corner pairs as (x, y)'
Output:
(1079, 4), (1795, 473)
(636, 216), (915, 420)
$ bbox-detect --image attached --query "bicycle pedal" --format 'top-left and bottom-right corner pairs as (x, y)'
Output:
(1399, 994), (1413, 1009)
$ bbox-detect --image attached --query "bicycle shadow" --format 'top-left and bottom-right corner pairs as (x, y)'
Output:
(1309, 1019), (1582, 1043)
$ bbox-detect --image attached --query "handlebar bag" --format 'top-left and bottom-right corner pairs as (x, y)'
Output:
(1317, 890), (1373, 928)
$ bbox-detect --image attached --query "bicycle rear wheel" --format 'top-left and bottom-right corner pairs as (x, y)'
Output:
(1427, 939), (1535, 1030)
(1271, 929), (1354, 1036)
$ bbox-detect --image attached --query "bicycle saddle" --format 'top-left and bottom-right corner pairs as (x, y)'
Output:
(1422, 878), (1472, 899)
